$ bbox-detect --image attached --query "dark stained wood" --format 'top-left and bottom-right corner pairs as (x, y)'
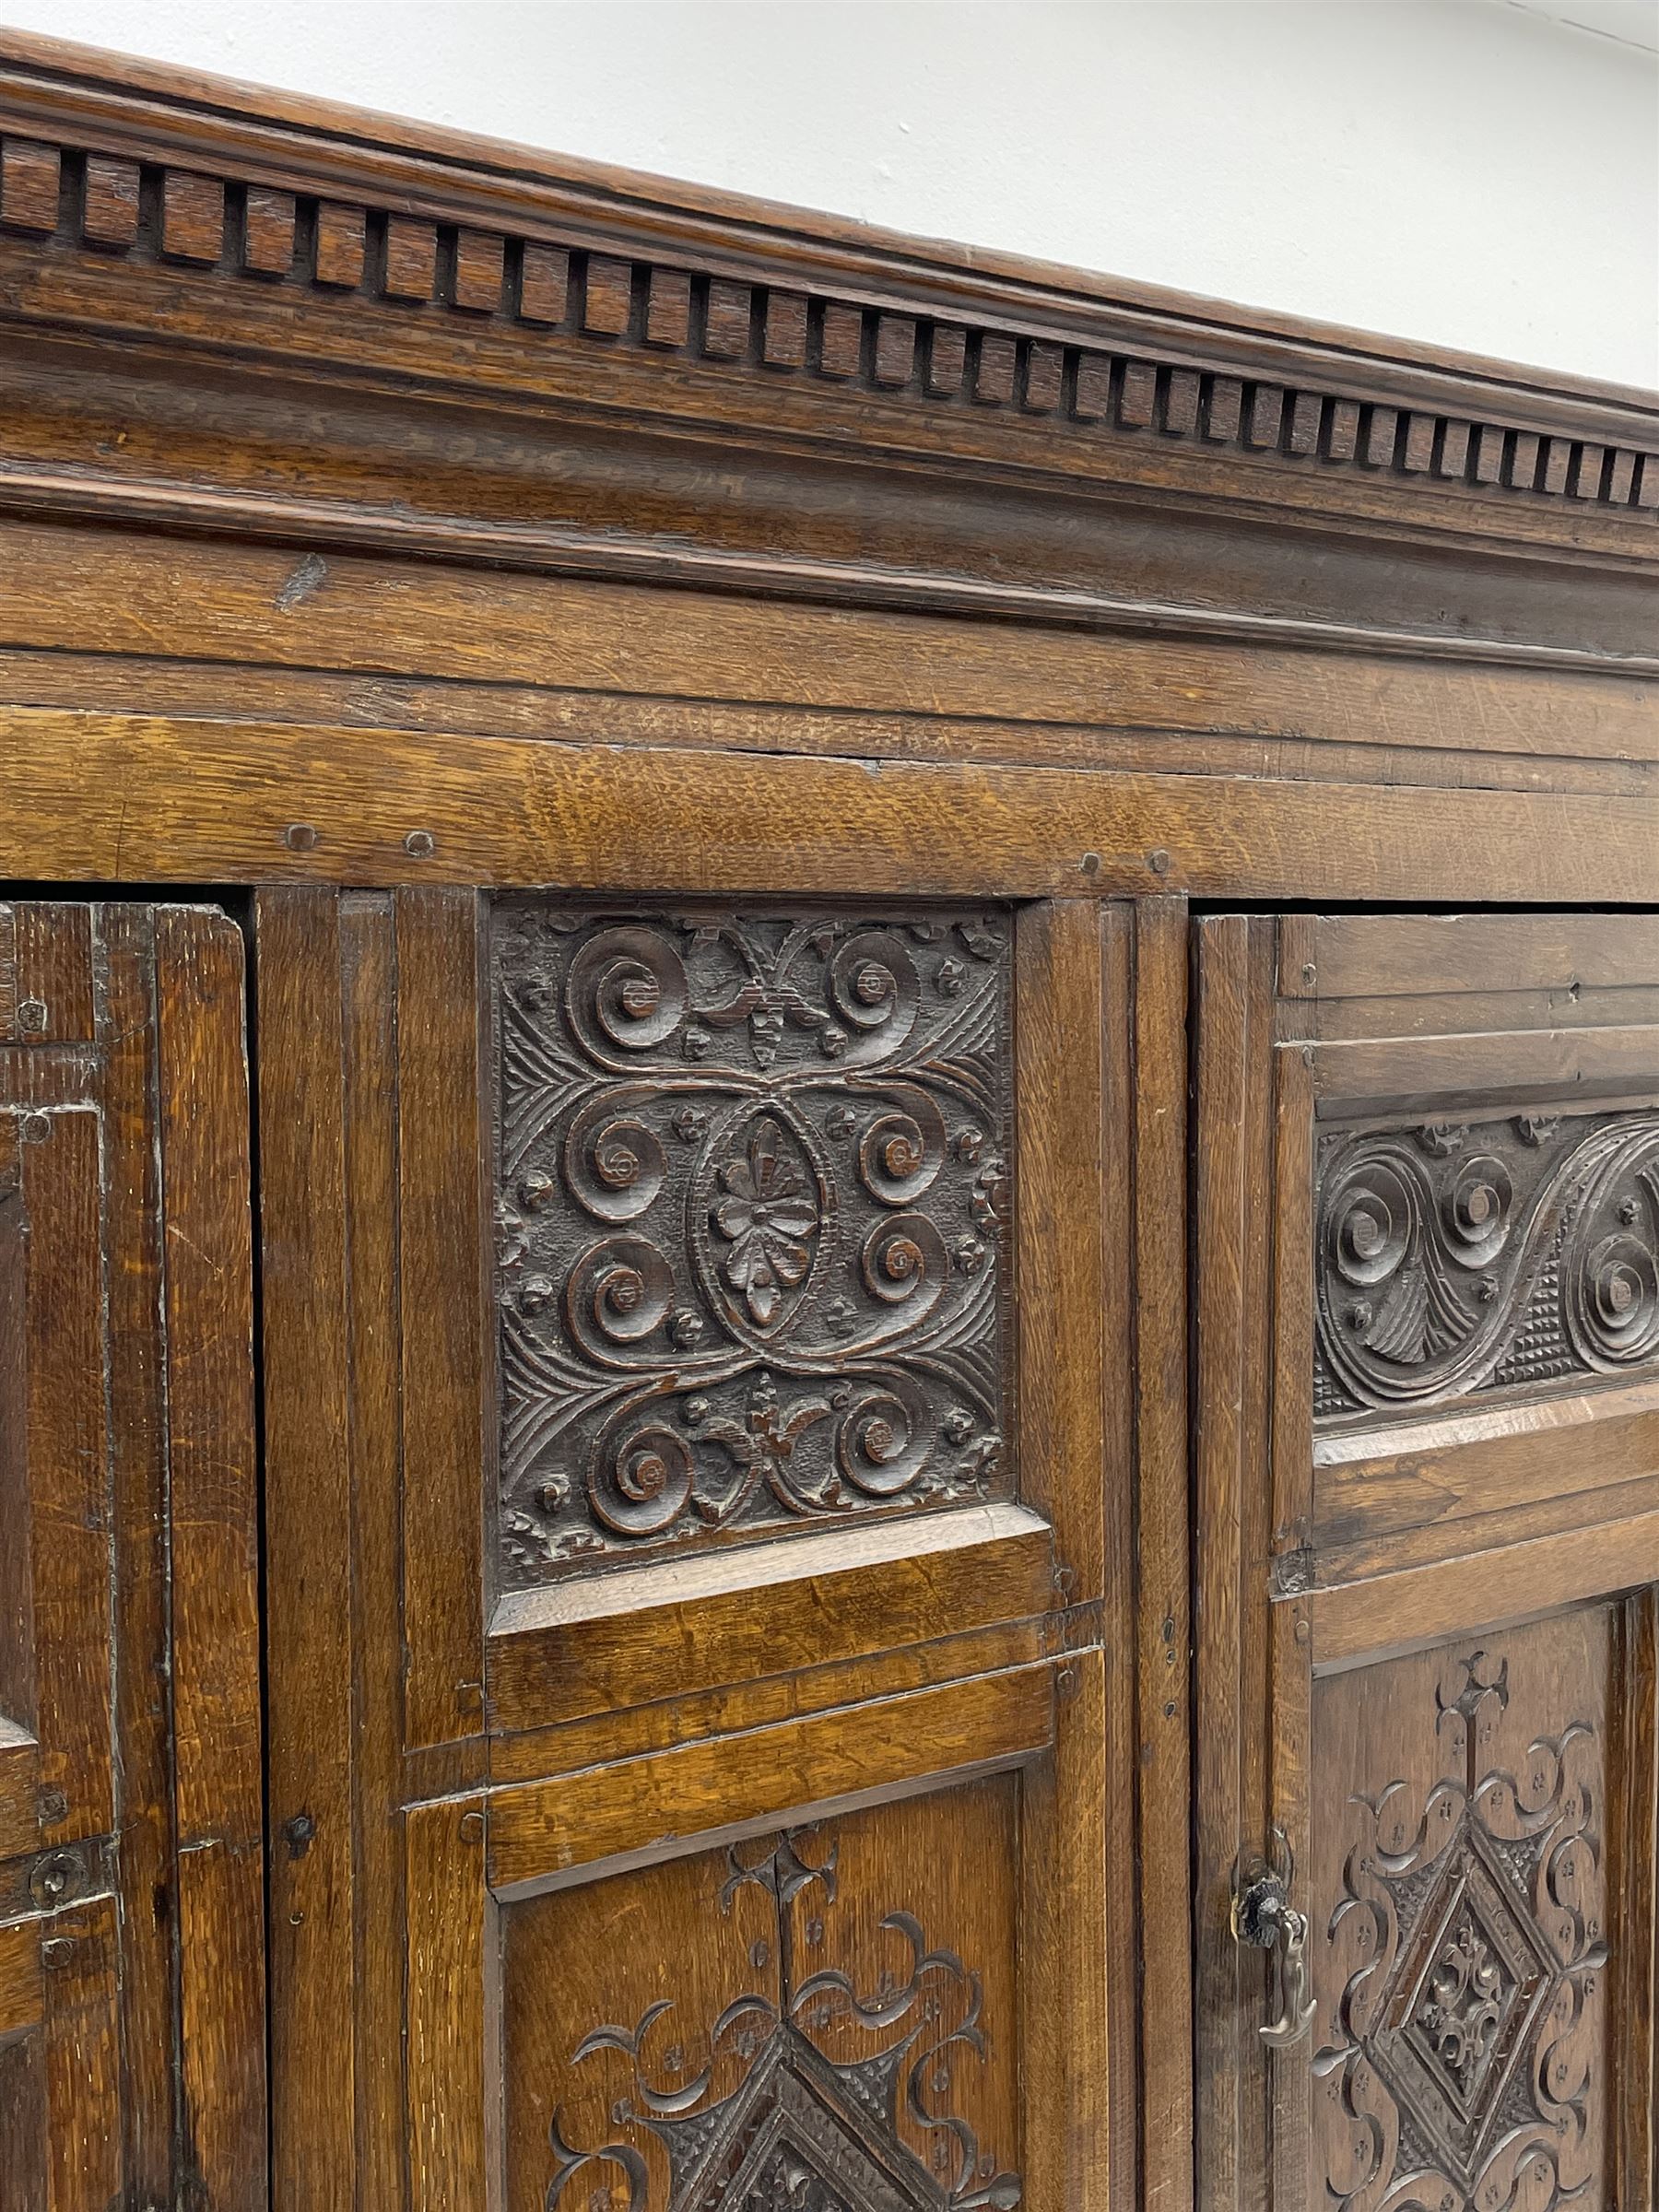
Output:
(1015, 900), (1109, 1606)
(1191, 915), (1277, 2209)
(23, 1100), (112, 1852)
(502, 1783), (1022, 2212)
(0, 32), (1652, 2212)
(1310, 1620), (1615, 2202)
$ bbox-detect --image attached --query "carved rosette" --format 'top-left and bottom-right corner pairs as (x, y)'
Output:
(1315, 1653), (1606, 2208)
(545, 1828), (1021, 2212)
(492, 906), (1012, 1580)
(1314, 1110), (1659, 1418)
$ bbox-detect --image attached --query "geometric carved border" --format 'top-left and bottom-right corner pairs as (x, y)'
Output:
(491, 901), (1013, 1585)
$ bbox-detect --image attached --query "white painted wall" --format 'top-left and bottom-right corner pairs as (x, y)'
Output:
(2, 0), (1654, 387)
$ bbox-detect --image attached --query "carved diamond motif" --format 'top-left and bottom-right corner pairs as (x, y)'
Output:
(1315, 1649), (1608, 2210)
(680, 2030), (944, 2212)
(1367, 1822), (1557, 2191)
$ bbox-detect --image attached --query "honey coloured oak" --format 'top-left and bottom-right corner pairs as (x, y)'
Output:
(0, 901), (264, 2212)
(0, 27), (1653, 2212)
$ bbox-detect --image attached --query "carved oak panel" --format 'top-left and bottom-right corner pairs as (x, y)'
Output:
(504, 1782), (1022, 2212)
(1314, 1110), (1659, 1419)
(1312, 1617), (1609, 2209)
(491, 904), (1013, 1583)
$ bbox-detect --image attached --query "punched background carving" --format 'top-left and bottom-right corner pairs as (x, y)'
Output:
(492, 903), (1013, 1582)
(1314, 1109), (1659, 1420)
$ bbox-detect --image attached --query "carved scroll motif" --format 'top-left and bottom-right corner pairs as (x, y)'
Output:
(491, 906), (1013, 1581)
(1315, 1652), (1606, 2209)
(546, 1827), (1021, 2212)
(1314, 1110), (1659, 1418)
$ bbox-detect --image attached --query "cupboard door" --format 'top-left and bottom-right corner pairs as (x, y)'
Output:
(0, 901), (264, 2210)
(1194, 913), (1659, 2212)
(260, 888), (1192, 2212)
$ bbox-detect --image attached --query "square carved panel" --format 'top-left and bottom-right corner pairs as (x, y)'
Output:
(491, 904), (1014, 1584)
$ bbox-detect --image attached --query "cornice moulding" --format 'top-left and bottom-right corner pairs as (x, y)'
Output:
(0, 29), (1653, 576)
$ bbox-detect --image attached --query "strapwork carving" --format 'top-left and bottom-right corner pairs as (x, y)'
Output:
(492, 904), (1012, 1581)
(1315, 1651), (1606, 2208)
(546, 1827), (1021, 2212)
(1314, 1110), (1659, 1418)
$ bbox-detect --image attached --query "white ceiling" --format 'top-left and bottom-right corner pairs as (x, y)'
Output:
(1506, 0), (1659, 53)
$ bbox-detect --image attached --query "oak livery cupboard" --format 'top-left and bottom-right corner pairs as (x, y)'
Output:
(0, 31), (1655, 2212)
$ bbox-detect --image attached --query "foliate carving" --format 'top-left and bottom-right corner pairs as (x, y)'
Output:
(492, 904), (1012, 1580)
(1316, 1652), (1606, 2207)
(547, 1827), (1021, 2212)
(1313, 1109), (1659, 1418)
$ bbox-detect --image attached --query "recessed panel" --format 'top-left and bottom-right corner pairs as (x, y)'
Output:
(491, 903), (1015, 1585)
(503, 1778), (1023, 2212)
(1315, 1108), (1659, 1421)
(1310, 1611), (1612, 2208)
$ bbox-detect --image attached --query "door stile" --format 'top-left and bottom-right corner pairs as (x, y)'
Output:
(1130, 893), (1194, 2212)
(153, 906), (267, 2206)
(1192, 913), (1277, 2210)
(257, 886), (359, 2210)
(100, 905), (175, 2199)
(1265, 1015), (1314, 2204)
(339, 891), (411, 2208)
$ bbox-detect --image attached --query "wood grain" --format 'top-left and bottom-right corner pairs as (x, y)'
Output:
(97, 907), (175, 2196)
(21, 1106), (111, 1848)
(0, 1920), (40, 2050)
(395, 888), (487, 1751)
(3, 522), (1653, 774)
(339, 893), (408, 2206)
(487, 1503), (1053, 1733)
(488, 1664), (1055, 1898)
(155, 907), (266, 2209)
(1131, 896), (1194, 2212)
(1015, 900), (1108, 1599)
(6, 706), (1659, 904)
(0, 31), (1652, 2203)
(256, 888), (358, 2209)
(405, 1796), (499, 2212)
